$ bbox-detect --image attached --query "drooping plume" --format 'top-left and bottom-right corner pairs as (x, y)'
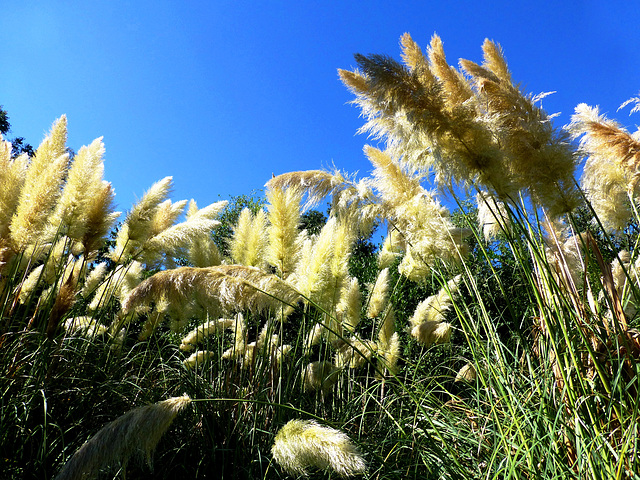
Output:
(54, 395), (191, 480)
(122, 265), (302, 329)
(569, 103), (640, 230)
(272, 419), (366, 477)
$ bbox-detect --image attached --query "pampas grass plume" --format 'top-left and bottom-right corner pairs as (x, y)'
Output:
(183, 350), (215, 369)
(55, 395), (191, 480)
(410, 320), (452, 346)
(367, 268), (390, 318)
(303, 361), (340, 395)
(180, 317), (235, 351)
(272, 419), (366, 477)
(455, 363), (477, 383)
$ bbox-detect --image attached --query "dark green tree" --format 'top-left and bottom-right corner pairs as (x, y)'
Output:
(299, 209), (326, 235)
(0, 105), (34, 157)
(212, 191), (266, 256)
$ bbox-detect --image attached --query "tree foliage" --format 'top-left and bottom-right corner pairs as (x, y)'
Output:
(0, 104), (34, 157)
(211, 191), (266, 256)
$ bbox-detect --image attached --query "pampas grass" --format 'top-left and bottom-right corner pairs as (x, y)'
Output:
(271, 419), (366, 477)
(54, 395), (191, 480)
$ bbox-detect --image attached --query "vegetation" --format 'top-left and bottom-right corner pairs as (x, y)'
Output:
(2, 33), (640, 479)
(0, 104), (34, 157)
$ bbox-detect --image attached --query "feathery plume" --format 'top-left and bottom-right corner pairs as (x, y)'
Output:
(480, 38), (513, 84)
(569, 103), (640, 230)
(186, 200), (225, 267)
(275, 344), (292, 364)
(81, 262), (108, 297)
(342, 35), (578, 216)
(141, 214), (221, 268)
(189, 199), (228, 220)
(266, 170), (352, 211)
(379, 331), (400, 375)
(367, 268), (390, 318)
(123, 266), (301, 324)
(427, 34), (473, 107)
(409, 275), (461, 328)
(63, 316), (108, 337)
(581, 151), (633, 231)
(54, 395), (191, 480)
(330, 220), (356, 290)
(366, 147), (465, 277)
(303, 323), (324, 355)
(88, 261), (143, 312)
(150, 199), (187, 237)
(410, 321), (452, 346)
(611, 250), (631, 298)
(183, 350), (216, 369)
(272, 419), (366, 477)
(230, 207), (253, 264)
(376, 309), (400, 374)
(377, 308), (396, 349)
(81, 181), (119, 256)
(10, 117), (70, 250)
(476, 191), (512, 241)
(44, 137), (107, 243)
(41, 237), (72, 284)
(230, 208), (268, 267)
(188, 233), (222, 267)
(109, 176), (173, 262)
(292, 217), (339, 310)
(543, 223), (585, 291)
(265, 187), (302, 278)
(303, 361), (340, 395)
(221, 313), (248, 361)
(336, 277), (362, 332)
(46, 263), (82, 338)
(17, 265), (45, 304)
(464, 39), (578, 216)
(570, 103), (640, 182)
(0, 140), (28, 240)
(179, 317), (235, 351)
(455, 363), (477, 383)
(400, 32), (431, 75)
(378, 228), (405, 269)
(335, 337), (377, 369)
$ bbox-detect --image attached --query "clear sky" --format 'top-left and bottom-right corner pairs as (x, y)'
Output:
(1, 1), (639, 216)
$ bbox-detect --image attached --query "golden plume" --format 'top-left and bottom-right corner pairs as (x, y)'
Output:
(122, 265), (301, 325)
(272, 419), (366, 477)
(10, 116), (69, 250)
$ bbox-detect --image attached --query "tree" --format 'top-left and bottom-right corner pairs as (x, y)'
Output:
(299, 209), (326, 235)
(211, 191), (266, 256)
(0, 105), (34, 157)
(0, 107), (9, 135)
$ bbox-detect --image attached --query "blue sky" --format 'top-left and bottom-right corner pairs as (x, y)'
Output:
(1, 1), (639, 217)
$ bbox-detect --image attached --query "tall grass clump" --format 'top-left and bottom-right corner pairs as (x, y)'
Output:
(3, 32), (640, 479)
(335, 32), (640, 478)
